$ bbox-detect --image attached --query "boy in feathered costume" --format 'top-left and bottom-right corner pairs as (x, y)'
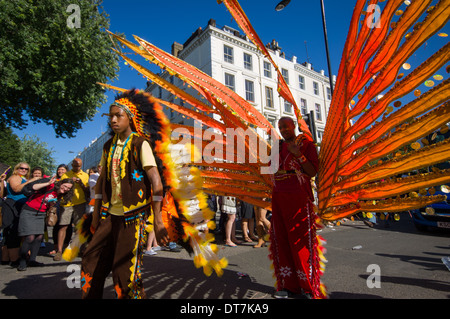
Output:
(80, 89), (170, 299)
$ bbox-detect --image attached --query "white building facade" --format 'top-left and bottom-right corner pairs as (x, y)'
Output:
(148, 19), (334, 143)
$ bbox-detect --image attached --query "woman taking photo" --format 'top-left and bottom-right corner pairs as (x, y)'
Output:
(1, 162), (37, 266)
(17, 177), (74, 271)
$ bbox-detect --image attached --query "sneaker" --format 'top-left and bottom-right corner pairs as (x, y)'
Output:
(143, 249), (157, 256)
(169, 246), (181, 252)
(162, 243), (182, 252)
(273, 290), (290, 299)
(152, 246), (162, 252)
(17, 264), (27, 271)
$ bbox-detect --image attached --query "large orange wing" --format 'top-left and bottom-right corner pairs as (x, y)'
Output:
(102, 0), (449, 222)
(317, 0), (450, 220)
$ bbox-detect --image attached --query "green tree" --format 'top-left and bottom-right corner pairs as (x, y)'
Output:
(0, 0), (119, 138)
(18, 134), (57, 176)
(0, 123), (23, 172)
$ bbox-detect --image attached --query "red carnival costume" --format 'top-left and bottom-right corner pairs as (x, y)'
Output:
(269, 136), (326, 299)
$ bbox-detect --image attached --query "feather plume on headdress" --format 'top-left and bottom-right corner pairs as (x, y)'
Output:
(64, 89), (227, 277)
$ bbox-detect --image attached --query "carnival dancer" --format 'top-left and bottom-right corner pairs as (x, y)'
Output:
(269, 117), (326, 299)
(80, 89), (169, 299)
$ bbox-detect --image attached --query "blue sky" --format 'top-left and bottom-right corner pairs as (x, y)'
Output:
(12, 0), (448, 169)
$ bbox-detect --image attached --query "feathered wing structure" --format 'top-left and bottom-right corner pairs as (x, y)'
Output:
(105, 31), (276, 210)
(316, 0), (450, 220)
(94, 0), (448, 291)
(217, 0), (450, 221)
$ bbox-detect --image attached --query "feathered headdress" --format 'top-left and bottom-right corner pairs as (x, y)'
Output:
(64, 89), (227, 277)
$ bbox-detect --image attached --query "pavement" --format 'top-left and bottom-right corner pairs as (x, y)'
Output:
(0, 214), (449, 300)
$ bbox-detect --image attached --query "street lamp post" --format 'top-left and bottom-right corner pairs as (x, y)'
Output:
(275, 0), (334, 96)
(319, 0), (334, 96)
(275, 0), (291, 11)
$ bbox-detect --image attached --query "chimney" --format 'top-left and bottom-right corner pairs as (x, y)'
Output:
(208, 19), (216, 27)
(171, 42), (184, 57)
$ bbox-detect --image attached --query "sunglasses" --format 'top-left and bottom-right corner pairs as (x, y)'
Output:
(19, 167), (29, 171)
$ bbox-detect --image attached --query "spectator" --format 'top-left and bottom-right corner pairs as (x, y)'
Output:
(253, 205), (271, 248)
(53, 158), (89, 261)
(56, 164), (69, 181)
(239, 200), (257, 243)
(220, 196), (241, 247)
(17, 177), (74, 271)
(144, 230), (161, 256)
(48, 164), (71, 257)
(0, 172), (6, 198)
(1, 163), (37, 266)
(30, 167), (44, 179)
(87, 166), (100, 213)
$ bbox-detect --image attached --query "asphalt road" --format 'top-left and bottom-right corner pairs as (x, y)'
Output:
(0, 214), (448, 300)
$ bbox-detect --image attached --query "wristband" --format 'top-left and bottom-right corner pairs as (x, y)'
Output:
(152, 195), (163, 202)
(94, 194), (103, 199)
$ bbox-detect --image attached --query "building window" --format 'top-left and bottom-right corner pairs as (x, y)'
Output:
(224, 45), (233, 64)
(284, 99), (292, 113)
(225, 73), (235, 91)
(281, 68), (289, 85)
(244, 53), (252, 71)
(265, 87), (274, 108)
(267, 117), (277, 140)
(299, 75), (305, 90)
(268, 117), (277, 128)
(317, 130), (324, 142)
(315, 103), (322, 121)
(245, 80), (254, 102)
(313, 81), (320, 96)
(300, 98), (307, 116)
(263, 61), (271, 78)
(326, 87), (332, 100)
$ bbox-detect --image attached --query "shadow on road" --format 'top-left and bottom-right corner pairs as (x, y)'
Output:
(1, 255), (273, 299)
(141, 256), (273, 299)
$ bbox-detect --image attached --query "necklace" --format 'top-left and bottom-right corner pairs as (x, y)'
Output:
(109, 133), (137, 179)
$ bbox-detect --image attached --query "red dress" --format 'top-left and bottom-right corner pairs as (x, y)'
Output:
(269, 136), (327, 299)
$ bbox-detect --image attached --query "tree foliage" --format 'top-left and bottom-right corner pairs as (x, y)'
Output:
(0, 0), (119, 138)
(0, 124), (23, 171)
(19, 134), (57, 176)
(0, 124), (56, 176)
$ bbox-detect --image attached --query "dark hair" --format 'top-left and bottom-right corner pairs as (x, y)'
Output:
(56, 164), (69, 178)
(31, 166), (44, 176)
(54, 178), (75, 203)
(89, 166), (99, 174)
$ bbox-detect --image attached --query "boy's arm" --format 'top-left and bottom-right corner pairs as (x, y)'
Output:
(145, 166), (169, 246)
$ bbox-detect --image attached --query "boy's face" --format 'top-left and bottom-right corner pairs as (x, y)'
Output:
(109, 105), (131, 135)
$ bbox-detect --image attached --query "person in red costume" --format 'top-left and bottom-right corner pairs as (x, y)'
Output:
(269, 117), (326, 299)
